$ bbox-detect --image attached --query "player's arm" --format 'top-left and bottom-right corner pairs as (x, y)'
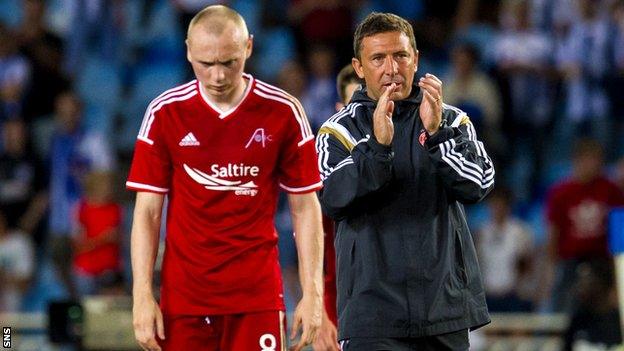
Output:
(131, 192), (165, 351)
(288, 191), (324, 351)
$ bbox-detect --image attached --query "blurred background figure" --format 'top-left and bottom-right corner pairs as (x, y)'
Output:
(0, 210), (35, 312)
(493, 0), (555, 203)
(16, 0), (70, 124)
(0, 119), (47, 250)
(477, 187), (535, 312)
(0, 23), (30, 123)
(62, 0), (124, 78)
(445, 42), (504, 163)
(556, 0), (616, 154)
(48, 91), (114, 298)
(563, 260), (622, 350)
(301, 44), (337, 132)
(544, 139), (624, 313)
(71, 171), (122, 297)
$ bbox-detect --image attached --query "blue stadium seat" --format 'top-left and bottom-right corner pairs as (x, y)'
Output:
(0, 0), (22, 28)
(254, 27), (296, 81)
(76, 56), (123, 115)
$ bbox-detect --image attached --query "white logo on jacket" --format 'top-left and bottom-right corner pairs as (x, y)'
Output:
(184, 163), (259, 196)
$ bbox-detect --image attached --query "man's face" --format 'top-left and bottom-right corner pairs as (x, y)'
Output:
(352, 31), (418, 101)
(186, 23), (252, 101)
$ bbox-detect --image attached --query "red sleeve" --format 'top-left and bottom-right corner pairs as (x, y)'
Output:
(277, 100), (322, 194)
(126, 107), (172, 194)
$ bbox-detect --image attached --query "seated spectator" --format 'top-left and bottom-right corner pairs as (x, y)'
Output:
(0, 210), (35, 312)
(72, 171), (122, 296)
(476, 187), (535, 312)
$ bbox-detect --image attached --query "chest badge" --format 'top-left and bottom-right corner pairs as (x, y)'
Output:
(245, 128), (272, 148)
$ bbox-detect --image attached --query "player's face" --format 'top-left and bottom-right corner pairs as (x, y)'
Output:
(352, 31), (418, 101)
(187, 24), (252, 101)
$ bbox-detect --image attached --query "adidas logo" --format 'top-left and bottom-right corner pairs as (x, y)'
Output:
(179, 132), (200, 146)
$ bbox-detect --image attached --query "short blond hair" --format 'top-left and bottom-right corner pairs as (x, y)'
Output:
(187, 5), (249, 40)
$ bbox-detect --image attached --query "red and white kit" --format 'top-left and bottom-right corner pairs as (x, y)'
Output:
(127, 74), (321, 321)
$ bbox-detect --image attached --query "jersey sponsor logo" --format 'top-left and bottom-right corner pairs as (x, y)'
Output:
(179, 132), (200, 146)
(245, 128), (272, 148)
(184, 163), (259, 196)
(259, 334), (277, 351)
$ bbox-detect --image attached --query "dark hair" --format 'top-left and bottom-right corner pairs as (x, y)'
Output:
(353, 12), (417, 60)
(336, 64), (362, 103)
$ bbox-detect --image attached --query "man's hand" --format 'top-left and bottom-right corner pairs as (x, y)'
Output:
(418, 73), (443, 135)
(312, 311), (340, 351)
(133, 294), (165, 351)
(373, 83), (397, 145)
(290, 294), (323, 351)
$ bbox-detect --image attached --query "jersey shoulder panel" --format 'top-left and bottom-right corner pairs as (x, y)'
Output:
(137, 80), (199, 144)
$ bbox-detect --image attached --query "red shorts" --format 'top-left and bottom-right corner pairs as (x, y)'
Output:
(159, 310), (286, 351)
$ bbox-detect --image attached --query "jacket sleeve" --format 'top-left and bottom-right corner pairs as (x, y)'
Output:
(316, 126), (394, 220)
(424, 112), (495, 204)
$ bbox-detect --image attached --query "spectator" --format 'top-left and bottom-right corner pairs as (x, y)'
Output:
(0, 119), (47, 248)
(0, 210), (35, 312)
(476, 187), (535, 312)
(48, 91), (114, 298)
(563, 260), (622, 350)
(16, 0), (70, 123)
(288, 0), (355, 66)
(72, 171), (123, 296)
(301, 44), (337, 132)
(544, 139), (624, 312)
(63, 0), (124, 77)
(556, 0), (616, 150)
(0, 24), (31, 122)
(277, 60), (307, 100)
(493, 0), (555, 201)
(445, 43), (504, 161)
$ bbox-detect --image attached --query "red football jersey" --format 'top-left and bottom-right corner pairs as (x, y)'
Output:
(546, 176), (624, 260)
(126, 75), (322, 315)
(73, 201), (122, 275)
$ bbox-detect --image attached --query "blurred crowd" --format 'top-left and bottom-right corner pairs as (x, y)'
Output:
(1, 0), (624, 347)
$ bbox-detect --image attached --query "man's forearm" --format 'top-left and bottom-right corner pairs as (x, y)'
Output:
(289, 193), (324, 297)
(131, 193), (164, 299)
